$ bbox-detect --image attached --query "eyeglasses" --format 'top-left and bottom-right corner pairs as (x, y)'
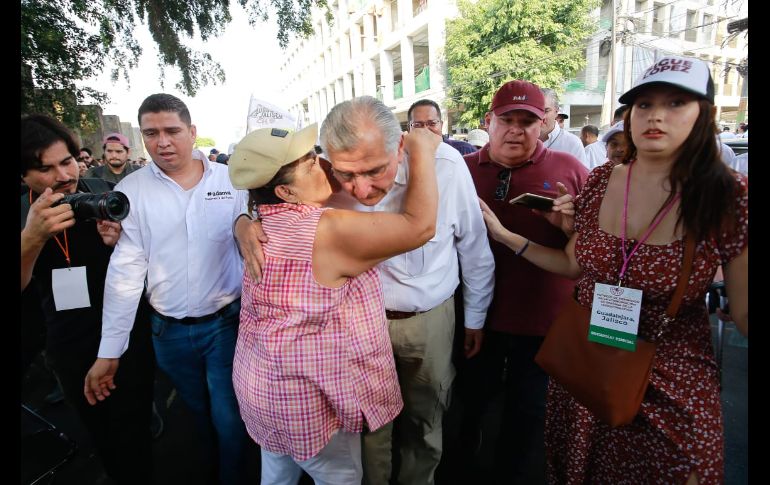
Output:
(494, 168), (512, 201)
(331, 163), (390, 183)
(409, 119), (441, 129)
(77, 156), (90, 162)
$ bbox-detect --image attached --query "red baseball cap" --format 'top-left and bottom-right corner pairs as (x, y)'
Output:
(490, 80), (545, 119)
(103, 132), (130, 149)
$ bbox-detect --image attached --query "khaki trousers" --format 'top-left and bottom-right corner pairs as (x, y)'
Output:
(362, 296), (456, 485)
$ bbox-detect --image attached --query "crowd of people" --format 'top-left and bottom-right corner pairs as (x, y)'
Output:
(21, 54), (747, 485)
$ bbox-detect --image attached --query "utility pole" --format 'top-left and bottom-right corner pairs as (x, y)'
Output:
(609, 0), (617, 119)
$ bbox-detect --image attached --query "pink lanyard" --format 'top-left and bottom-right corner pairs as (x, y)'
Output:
(618, 161), (681, 285)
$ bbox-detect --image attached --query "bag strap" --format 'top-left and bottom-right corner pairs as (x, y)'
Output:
(654, 235), (696, 340)
(666, 235), (696, 317)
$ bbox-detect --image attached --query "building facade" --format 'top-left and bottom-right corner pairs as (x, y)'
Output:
(280, 0), (748, 134)
(281, 0), (460, 131)
(563, 0), (748, 132)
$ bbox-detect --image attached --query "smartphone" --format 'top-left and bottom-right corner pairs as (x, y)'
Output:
(509, 193), (555, 211)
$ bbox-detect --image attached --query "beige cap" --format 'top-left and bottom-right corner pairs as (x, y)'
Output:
(229, 123), (318, 189)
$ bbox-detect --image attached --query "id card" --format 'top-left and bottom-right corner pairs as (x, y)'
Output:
(588, 283), (643, 350)
(52, 266), (91, 311)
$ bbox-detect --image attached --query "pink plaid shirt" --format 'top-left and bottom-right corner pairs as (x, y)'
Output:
(232, 203), (403, 460)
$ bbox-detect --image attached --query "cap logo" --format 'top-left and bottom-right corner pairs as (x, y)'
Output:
(271, 128), (289, 137)
(643, 58), (692, 78)
(511, 95), (527, 101)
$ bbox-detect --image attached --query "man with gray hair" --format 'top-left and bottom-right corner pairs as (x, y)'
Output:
(321, 96), (496, 484)
(539, 88), (587, 166)
(238, 96), (495, 484)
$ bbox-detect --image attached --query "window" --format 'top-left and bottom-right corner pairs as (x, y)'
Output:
(702, 14), (714, 43)
(652, 3), (665, 36)
(685, 10), (698, 42)
(635, 0), (647, 32)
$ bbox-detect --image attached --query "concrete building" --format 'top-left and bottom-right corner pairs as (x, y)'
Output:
(562, 0), (748, 133)
(280, 0), (460, 132)
(280, 0), (748, 135)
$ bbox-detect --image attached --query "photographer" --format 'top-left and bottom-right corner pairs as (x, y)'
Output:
(21, 114), (155, 485)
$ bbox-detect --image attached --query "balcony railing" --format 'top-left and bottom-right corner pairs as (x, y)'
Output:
(415, 66), (430, 93)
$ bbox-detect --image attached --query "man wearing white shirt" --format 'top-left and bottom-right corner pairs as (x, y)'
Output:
(581, 125), (606, 170)
(538, 88), (587, 166)
(321, 96), (496, 485)
(734, 152), (748, 175)
(84, 93), (251, 485)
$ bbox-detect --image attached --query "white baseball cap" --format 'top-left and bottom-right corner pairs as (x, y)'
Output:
(467, 129), (489, 148)
(619, 56), (714, 104)
(602, 121), (624, 143)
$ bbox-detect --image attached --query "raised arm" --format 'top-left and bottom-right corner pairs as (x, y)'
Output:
(21, 188), (75, 290)
(315, 128), (441, 286)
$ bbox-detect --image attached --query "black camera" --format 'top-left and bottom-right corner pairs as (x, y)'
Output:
(55, 191), (130, 222)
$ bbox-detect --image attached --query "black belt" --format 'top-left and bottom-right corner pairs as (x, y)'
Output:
(385, 309), (425, 320)
(152, 299), (240, 325)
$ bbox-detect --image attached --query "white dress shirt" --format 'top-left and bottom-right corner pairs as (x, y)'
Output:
(543, 124), (587, 166)
(327, 142), (495, 329)
(584, 140), (607, 170)
(719, 141), (736, 168)
(733, 152), (748, 175)
(98, 159), (248, 358)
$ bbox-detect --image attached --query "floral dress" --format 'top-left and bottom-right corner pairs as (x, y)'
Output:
(545, 161), (748, 484)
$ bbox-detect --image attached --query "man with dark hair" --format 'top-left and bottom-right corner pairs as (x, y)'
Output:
(461, 80), (588, 483)
(21, 114), (155, 485)
(613, 105), (628, 123)
(85, 93), (252, 485)
(209, 148), (220, 162)
(85, 133), (138, 184)
(78, 147), (94, 167)
(582, 124), (606, 170)
(408, 99), (477, 155)
(579, 125), (599, 147)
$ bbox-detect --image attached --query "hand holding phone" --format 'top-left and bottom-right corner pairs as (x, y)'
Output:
(509, 193), (555, 211)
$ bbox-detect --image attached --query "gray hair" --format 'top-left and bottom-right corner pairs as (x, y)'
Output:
(320, 96), (402, 156)
(541, 88), (560, 110)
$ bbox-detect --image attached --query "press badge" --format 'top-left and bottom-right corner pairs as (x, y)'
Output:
(52, 266), (91, 311)
(588, 283), (643, 350)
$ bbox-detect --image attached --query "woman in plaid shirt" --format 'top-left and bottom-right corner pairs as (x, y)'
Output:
(228, 121), (440, 484)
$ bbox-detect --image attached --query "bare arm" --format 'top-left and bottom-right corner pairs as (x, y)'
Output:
(234, 215), (268, 281)
(723, 247), (747, 336)
(479, 198), (581, 279)
(315, 128), (441, 285)
(21, 188), (75, 290)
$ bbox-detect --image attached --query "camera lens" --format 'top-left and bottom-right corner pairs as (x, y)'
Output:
(101, 192), (130, 221)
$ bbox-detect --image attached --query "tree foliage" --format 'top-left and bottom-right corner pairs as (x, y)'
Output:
(445, 0), (599, 125)
(21, 0), (331, 125)
(194, 137), (217, 148)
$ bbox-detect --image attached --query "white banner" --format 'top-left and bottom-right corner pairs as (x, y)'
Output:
(246, 96), (297, 133)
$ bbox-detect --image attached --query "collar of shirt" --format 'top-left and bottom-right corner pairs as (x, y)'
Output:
(475, 139), (546, 169)
(148, 156), (210, 180)
(546, 123), (562, 143)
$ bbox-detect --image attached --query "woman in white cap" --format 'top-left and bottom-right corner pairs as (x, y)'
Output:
(602, 120), (629, 165)
(227, 124), (440, 484)
(480, 55), (747, 484)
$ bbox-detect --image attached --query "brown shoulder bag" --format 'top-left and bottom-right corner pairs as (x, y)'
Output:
(534, 236), (696, 427)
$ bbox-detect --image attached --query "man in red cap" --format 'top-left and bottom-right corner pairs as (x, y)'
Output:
(459, 80), (588, 483)
(85, 133), (139, 184)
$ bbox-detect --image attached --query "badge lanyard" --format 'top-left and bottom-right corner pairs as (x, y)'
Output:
(30, 191), (71, 267)
(617, 161), (681, 286)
